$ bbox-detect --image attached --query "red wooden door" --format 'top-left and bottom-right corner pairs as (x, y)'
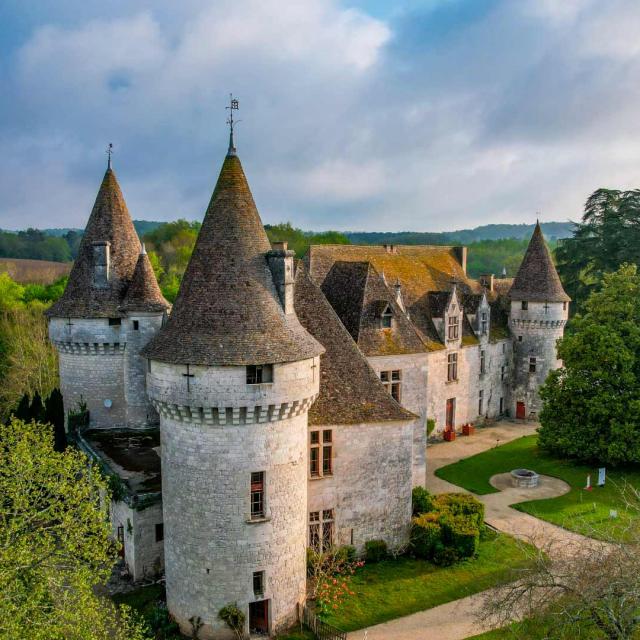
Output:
(516, 402), (526, 420)
(249, 600), (269, 634)
(446, 398), (456, 429)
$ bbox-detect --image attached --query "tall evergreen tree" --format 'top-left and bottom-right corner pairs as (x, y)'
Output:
(45, 388), (66, 452)
(29, 391), (45, 423)
(13, 394), (31, 422)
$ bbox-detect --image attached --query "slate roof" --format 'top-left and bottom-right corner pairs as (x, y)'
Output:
(294, 264), (415, 426)
(46, 168), (142, 318)
(509, 223), (570, 302)
(120, 247), (170, 313)
(142, 152), (324, 366)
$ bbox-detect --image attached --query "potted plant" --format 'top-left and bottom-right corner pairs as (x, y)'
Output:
(462, 423), (475, 436)
(443, 429), (456, 442)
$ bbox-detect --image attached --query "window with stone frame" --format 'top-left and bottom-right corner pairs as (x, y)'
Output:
(381, 305), (393, 329)
(250, 471), (265, 519)
(309, 509), (334, 551)
(521, 301), (528, 310)
(253, 571), (265, 596)
(447, 352), (458, 382)
(563, 301), (567, 311)
(529, 357), (537, 374)
(480, 311), (488, 335)
(480, 350), (486, 375)
(309, 429), (333, 478)
(478, 389), (484, 415)
(447, 314), (460, 340)
(246, 364), (273, 385)
(380, 370), (401, 402)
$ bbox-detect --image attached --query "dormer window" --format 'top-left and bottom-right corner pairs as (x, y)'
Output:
(447, 314), (459, 340)
(381, 305), (393, 329)
(247, 364), (273, 385)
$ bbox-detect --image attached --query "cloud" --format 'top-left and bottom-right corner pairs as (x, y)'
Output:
(1, 0), (640, 232)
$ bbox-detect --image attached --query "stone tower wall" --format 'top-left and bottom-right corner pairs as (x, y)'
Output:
(146, 357), (320, 639)
(49, 317), (126, 428)
(510, 300), (568, 418)
(123, 313), (164, 427)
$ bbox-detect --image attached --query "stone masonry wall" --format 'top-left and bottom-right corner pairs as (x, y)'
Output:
(307, 420), (413, 553)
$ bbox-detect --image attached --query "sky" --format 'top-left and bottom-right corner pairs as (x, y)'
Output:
(1, 0), (640, 232)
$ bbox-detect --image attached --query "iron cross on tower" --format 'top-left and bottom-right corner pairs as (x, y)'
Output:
(226, 94), (240, 156)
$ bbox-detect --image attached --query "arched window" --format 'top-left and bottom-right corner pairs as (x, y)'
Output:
(381, 305), (393, 328)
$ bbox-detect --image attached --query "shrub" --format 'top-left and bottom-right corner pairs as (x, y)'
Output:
(218, 603), (245, 639)
(440, 513), (480, 559)
(410, 513), (442, 559)
(364, 539), (388, 563)
(147, 602), (180, 639)
(412, 486), (435, 516)
(432, 543), (459, 567)
(335, 545), (357, 564)
(426, 418), (436, 437)
(433, 493), (485, 531)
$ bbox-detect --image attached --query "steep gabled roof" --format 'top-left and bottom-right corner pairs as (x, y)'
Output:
(294, 264), (415, 426)
(509, 222), (570, 302)
(142, 153), (323, 366)
(46, 168), (141, 318)
(120, 246), (170, 313)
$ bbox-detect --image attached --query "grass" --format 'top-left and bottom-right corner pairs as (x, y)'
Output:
(275, 630), (315, 640)
(436, 435), (640, 542)
(322, 531), (534, 632)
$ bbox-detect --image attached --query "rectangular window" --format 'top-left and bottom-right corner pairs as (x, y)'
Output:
(155, 523), (164, 542)
(448, 314), (459, 340)
(309, 430), (332, 478)
(447, 353), (458, 382)
(529, 357), (537, 374)
(518, 335), (523, 342)
(247, 364), (273, 385)
(521, 301), (528, 310)
(253, 571), (265, 596)
(133, 320), (139, 331)
(147, 359), (152, 373)
(478, 390), (484, 415)
(499, 397), (504, 414)
(501, 365), (506, 381)
(381, 306), (393, 328)
(563, 301), (567, 311)
(309, 509), (335, 552)
(481, 312), (488, 335)
(480, 350), (486, 375)
(502, 343), (506, 354)
(250, 472), (265, 519)
(380, 370), (401, 402)
(108, 317), (121, 326)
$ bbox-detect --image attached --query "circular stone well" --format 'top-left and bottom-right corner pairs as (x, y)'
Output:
(511, 468), (540, 488)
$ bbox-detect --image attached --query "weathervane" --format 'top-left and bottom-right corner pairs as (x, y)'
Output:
(226, 94), (240, 156)
(106, 143), (113, 169)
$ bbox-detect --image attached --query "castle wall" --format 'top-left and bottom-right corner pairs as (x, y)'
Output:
(147, 358), (319, 639)
(510, 301), (568, 418)
(50, 317), (126, 428)
(111, 499), (164, 581)
(307, 419), (413, 553)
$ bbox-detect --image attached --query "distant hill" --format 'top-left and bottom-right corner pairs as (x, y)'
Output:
(40, 220), (164, 238)
(346, 222), (575, 246)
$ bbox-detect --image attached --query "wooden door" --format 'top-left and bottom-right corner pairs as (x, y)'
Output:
(446, 398), (456, 429)
(249, 599), (269, 634)
(516, 402), (526, 420)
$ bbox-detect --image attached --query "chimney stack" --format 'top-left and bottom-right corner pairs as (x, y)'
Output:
(92, 241), (111, 287)
(394, 278), (405, 312)
(267, 242), (295, 314)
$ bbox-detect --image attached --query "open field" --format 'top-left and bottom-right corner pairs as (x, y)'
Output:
(0, 257), (71, 283)
(436, 435), (640, 542)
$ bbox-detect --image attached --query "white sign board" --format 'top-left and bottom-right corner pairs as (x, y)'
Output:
(598, 467), (606, 487)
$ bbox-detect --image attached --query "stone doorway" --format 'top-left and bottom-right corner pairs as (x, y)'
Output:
(249, 599), (269, 635)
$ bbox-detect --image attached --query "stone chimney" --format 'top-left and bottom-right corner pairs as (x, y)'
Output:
(453, 246), (467, 275)
(479, 273), (495, 292)
(394, 278), (405, 312)
(92, 241), (111, 287)
(267, 241), (296, 314)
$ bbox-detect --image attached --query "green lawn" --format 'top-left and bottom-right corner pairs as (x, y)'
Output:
(436, 435), (640, 542)
(322, 532), (534, 632)
(275, 630), (315, 640)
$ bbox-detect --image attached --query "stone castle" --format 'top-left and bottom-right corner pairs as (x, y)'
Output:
(46, 134), (569, 638)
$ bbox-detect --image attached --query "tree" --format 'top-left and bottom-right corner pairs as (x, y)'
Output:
(0, 418), (150, 640)
(12, 394), (31, 422)
(44, 388), (66, 452)
(539, 264), (640, 465)
(556, 188), (640, 310)
(480, 486), (640, 639)
(29, 391), (45, 423)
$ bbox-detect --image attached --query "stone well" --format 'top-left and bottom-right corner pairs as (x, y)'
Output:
(511, 468), (539, 488)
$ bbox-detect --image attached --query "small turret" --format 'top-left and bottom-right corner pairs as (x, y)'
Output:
(509, 222), (570, 419)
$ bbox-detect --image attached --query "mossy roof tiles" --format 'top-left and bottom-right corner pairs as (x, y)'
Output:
(120, 250), (170, 313)
(142, 153), (323, 366)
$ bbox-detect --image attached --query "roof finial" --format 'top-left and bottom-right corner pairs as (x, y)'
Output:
(106, 143), (113, 170)
(226, 94), (240, 156)
(140, 242), (147, 256)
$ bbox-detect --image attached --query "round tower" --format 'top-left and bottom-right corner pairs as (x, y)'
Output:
(46, 164), (148, 428)
(143, 144), (324, 638)
(509, 222), (570, 419)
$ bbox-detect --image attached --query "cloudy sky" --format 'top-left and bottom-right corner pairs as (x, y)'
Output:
(1, 0), (639, 232)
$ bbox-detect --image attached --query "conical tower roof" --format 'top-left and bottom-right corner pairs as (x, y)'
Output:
(120, 245), (170, 313)
(142, 152), (324, 366)
(47, 167), (141, 318)
(509, 222), (570, 302)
